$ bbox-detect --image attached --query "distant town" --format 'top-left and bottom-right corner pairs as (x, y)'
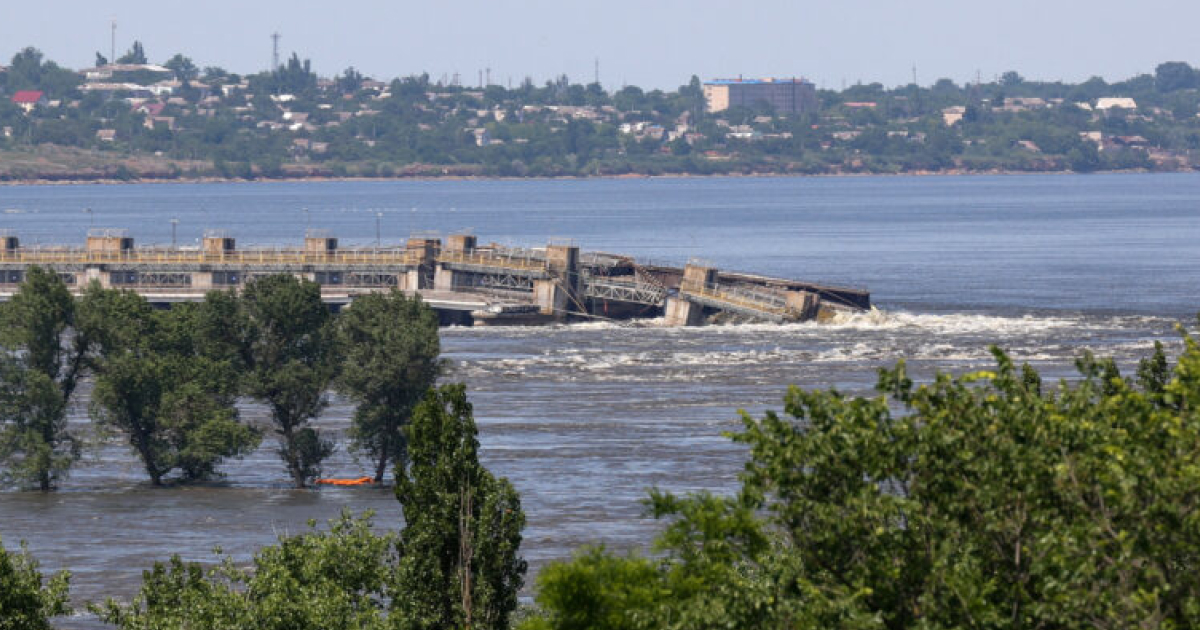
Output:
(1, 42), (1199, 181)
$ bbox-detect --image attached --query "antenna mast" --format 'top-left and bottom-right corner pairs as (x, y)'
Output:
(594, 57), (599, 85)
(271, 32), (281, 70)
(110, 19), (116, 65)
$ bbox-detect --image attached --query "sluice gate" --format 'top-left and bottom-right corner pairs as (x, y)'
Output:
(0, 229), (869, 326)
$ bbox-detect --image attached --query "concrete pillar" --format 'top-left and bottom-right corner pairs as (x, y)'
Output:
(192, 272), (214, 290)
(84, 267), (107, 288)
(202, 234), (235, 259)
(433, 266), (456, 291)
(665, 296), (704, 326)
(86, 232), (133, 254)
(543, 244), (580, 319)
(305, 234), (337, 255)
(445, 234), (476, 254)
(405, 237), (440, 264)
(785, 290), (820, 321)
(681, 263), (717, 292)
(402, 269), (422, 292)
(534, 278), (570, 317)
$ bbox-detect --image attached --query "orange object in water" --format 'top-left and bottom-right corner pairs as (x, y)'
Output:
(315, 476), (374, 486)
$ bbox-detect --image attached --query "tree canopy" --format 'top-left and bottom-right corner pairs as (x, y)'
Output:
(525, 329), (1200, 630)
(337, 290), (441, 482)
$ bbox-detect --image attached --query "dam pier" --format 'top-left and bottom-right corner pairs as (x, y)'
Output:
(0, 229), (869, 326)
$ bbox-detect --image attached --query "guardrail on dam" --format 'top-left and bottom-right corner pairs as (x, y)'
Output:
(0, 229), (870, 326)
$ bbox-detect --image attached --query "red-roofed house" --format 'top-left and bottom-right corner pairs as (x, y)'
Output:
(11, 90), (46, 112)
(134, 101), (166, 117)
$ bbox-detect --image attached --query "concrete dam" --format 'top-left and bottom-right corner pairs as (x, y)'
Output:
(0, 229), (870, 326)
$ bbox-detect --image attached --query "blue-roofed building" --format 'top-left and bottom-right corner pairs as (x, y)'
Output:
(702, 77), (817, 115)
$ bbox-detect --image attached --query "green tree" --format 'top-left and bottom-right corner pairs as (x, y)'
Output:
(163, 53), (198, 81)
(528, 328), (1200, 630)
(0, 537), (70, 630)
(393, 384), (526, 630)
(86, 290), (259, 485)
(338, 66), (365, 94)
(237, 275), (336, 487)
(0, 268), (88, 491)
(337, 291), (441, 482)
(2, 47), (81, 99)
(93, 512), (396, 630)
(1000, 70), (1024, 87)
(521, 547), (662, 630)
(1155, 61), (1197, 92)
(116, 41), (147, 65)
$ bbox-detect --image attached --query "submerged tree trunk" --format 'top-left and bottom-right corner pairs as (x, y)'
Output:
(374, 432), (390, 483)
(280, 423), (307, 488)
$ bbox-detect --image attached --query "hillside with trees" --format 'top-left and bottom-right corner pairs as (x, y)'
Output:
(1, 43), (1199, 181)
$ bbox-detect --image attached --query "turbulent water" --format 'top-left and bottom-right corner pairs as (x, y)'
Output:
(0, 174), (1197, 623)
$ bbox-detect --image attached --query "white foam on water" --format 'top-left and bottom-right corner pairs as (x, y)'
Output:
(447, 309), (1177, 342)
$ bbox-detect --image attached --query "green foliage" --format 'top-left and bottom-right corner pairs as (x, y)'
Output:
(237, 275), (336, 487)
(163, 53), (198, 81)
(393, 384), (527, 630)
(95, 386), (529, 629)
(86, 289), (259, 484)
(528, 328), (1200, 630)
(337, 290), (441, 482)
(0, 267), (86, 491)
(93, 511), (396, 630)
(521, 547), (662, 630)
(2, 47), (81, 99)
(116, 41), (147, 65)
(1156, 62), (1198, 93)
(0, 537), (70, 630)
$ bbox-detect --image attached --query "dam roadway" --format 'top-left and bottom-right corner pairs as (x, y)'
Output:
(0, 229), (870, 326)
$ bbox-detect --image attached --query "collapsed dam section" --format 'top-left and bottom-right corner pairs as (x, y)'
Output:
(0, 229), (870, 326)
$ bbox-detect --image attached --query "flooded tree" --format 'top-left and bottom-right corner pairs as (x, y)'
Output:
(236, 275), (337, 488)
(0, 267), (87, 491)
(336, 290), (441, 483)
(85, 289), (259, 485)
(95, 387), (526, 630)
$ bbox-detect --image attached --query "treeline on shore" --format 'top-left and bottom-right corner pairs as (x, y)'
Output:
(3, 42), (1200, 181)
(7, 280), (1200, 627)
(0, 266), (441, 490)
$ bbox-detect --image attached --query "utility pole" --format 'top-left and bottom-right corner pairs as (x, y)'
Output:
(375, 212), (382, 249)
(271, 32), (281, 71)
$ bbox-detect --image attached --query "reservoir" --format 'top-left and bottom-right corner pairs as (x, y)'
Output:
(1, 172), (1198, 619)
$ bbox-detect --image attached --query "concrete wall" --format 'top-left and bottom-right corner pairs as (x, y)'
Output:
(534, 278), (569, 317)
(664, 296), (703, 326)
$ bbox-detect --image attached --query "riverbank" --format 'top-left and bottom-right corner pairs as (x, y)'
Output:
(0, 145), (1192, 186)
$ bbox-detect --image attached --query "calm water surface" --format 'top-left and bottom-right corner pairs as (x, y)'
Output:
(0, 173), (1197, 624)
